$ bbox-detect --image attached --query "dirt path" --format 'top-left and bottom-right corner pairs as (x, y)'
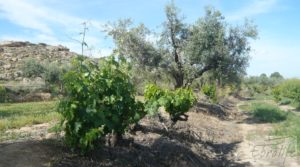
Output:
(234, 101), (300, 167)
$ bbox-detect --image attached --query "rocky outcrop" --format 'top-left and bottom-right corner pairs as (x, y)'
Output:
(0, 41), (78, 80)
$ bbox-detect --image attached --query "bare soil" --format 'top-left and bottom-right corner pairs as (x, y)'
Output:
(1, 96), (298, 167)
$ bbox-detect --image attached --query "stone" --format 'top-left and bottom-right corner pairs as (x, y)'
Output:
(3, 64), (11, 70)
(11, 57), (18, 62)
(3, 53), (12, 57)
(57, 45), (69, 51)
(13, 71), (22, 78)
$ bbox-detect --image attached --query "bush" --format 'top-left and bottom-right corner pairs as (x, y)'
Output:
(58, 56), (145, 153)
(201, 84), (217, 103)
(0, 86), (7, 103)
(252, 103), (287, 123)
(43, 62), (63, 85)
(279, 98), (291, 105)
(280, 79), (300, 103)
(144, 84), (196, 122)
(272, 86), (282, 102)
(21, 58), (45, 78)
(43, 62), (69, 95)
(272, 79), (300, 106)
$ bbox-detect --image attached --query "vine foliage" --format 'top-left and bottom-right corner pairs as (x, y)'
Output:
(58, 56), (145, 152)
(144, 84), (196, 122)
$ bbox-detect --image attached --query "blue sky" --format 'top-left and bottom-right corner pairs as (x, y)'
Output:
(0, 0), (299, 78)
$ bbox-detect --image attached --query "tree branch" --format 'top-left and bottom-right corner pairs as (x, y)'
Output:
(184, 65), (213, 87)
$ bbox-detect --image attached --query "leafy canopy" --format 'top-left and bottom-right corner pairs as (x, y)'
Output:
(21, 58), (45, 78)
(272, 79), (300, 104)
(106, 3), (257, 88)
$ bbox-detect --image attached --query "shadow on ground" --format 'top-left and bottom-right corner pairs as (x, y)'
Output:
(0, 126), (250, 167)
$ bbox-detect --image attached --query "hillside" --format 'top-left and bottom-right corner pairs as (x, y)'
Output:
(0, 41), (78, 81)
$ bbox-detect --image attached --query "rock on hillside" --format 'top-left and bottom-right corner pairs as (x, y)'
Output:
(0, 41), (78, 81)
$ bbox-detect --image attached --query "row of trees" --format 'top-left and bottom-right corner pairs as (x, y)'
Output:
(243, 72), (284, 95)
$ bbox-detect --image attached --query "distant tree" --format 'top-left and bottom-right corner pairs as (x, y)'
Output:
(260, 73), (267, 78)
(43, 62), (62, 85)
(270, 72), (284, 80)
(106, 3), (257, 88)
(21, 58), (45, 78)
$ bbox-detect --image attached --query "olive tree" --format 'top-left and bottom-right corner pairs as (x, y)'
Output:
(106, 3), (257, 88)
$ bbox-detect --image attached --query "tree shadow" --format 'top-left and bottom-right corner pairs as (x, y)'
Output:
(0, 121), (251, 167)
(233, 94), (254, 101)
(193, 102), (228, 120)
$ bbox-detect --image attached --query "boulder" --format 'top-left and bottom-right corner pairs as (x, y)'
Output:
(10, 57), (18, 62)
(3, 64), (11, 70)
(56, 45), (70, 52)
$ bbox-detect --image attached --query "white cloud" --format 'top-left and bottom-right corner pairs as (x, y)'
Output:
(0, 0), (106, 33)
(227, 0), (278, 21)
(0, 0), (54, 33)
(0, 0), (107, 57)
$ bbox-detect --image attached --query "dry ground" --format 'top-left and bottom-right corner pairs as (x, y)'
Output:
(0, 96), (299, 167)
(234, 100), (300, 167)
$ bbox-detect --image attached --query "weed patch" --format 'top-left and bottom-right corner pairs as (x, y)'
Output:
(252, 103), (287, 123)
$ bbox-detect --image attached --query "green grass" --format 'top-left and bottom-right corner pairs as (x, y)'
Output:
(0, 101), (60, 132)
(273, 113), (300, 154)
(252, 103), (288, 123)
(253, 94), (273, 101)
(240, 94), (300, 153)
(290, 101), (300, 110)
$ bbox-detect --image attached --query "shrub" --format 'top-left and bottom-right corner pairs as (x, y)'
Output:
(201, 84), (217, 103)
(58, 56), (145, 153)
(272, 86), (282, 102)
(43, 62), (63, 85)
(144, 84), (196, 122)
(43, 62), (70, 95)
(279, 98), (291, 105)
(280, 79), (300, 103)
(21, 58), (45, 78)
(0, 86), (7, 103)
(252, 103), (287, 123)
(272, 79), (300, 106)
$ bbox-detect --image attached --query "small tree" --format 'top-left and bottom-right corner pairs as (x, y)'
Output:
(21, 58), (45, 78)
(106, 3), (257, 88)
(43, 62), (70, 94)
(43, 62), (63, 85)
